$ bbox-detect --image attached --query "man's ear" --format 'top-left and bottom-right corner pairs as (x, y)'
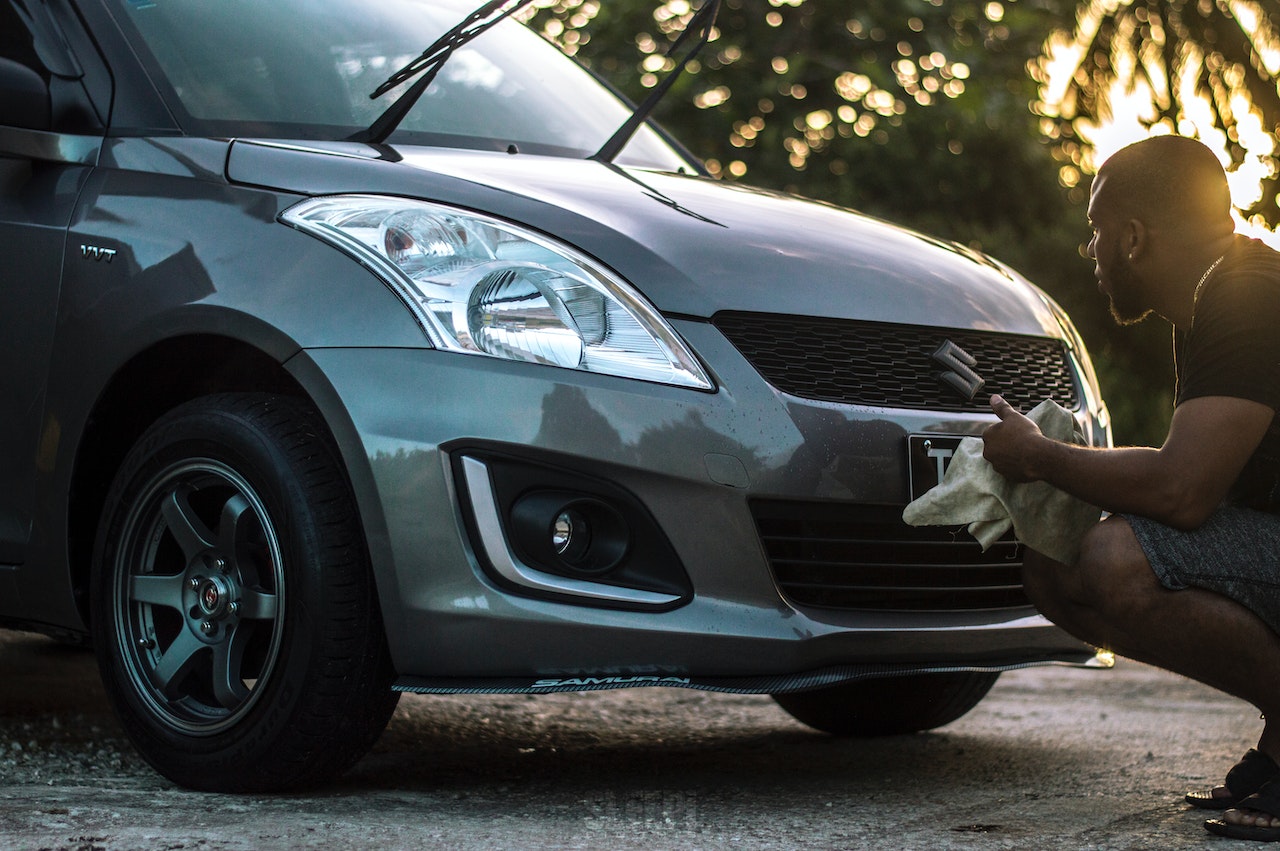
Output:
(1124, 218), (1148, 260)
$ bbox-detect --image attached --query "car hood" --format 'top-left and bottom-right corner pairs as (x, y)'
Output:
(228, 141), (1064, 337)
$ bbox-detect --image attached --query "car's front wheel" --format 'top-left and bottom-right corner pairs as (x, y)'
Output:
(771, 671), (999, 736)
(91, 393), (399, 791)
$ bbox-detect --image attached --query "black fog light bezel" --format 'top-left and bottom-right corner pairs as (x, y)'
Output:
(449, 446), (693, 611)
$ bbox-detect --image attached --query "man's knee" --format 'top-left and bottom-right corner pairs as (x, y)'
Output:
(1023, 517), (1156, 615)
(1067, 517), (1161, 614)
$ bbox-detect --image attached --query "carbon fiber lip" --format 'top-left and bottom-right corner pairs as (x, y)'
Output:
(392, 653), (1107, 696)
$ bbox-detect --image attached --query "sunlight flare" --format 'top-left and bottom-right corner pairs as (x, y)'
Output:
(1037, 0), (1280, 246)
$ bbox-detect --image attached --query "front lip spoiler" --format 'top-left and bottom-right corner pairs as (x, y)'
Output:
(392, 652), (1111, 695)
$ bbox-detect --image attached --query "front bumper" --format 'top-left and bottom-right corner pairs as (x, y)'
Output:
(288, 319), (1100, 684)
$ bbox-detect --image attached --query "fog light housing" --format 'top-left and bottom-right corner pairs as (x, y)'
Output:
(452, 449), (693, 610)
(512, 492), (628, 575)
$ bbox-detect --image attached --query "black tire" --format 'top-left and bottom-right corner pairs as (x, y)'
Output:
(771, 671), (999, 736)
(91, 393), (399, 792)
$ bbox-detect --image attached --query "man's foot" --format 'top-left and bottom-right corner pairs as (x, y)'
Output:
(1206, 777), (1280, 841)
(1223, 809), (1280, 829)
(1187, 749), (1280, 810)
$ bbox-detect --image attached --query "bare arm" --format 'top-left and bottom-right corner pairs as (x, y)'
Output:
(981, 394), (1274, 529)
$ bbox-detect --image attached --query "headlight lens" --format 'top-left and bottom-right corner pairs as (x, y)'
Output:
(282, 196), (713, 390)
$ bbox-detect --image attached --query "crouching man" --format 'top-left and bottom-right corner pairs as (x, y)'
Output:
(982, 135), (1280, 842)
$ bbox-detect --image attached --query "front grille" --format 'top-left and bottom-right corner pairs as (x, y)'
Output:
(752, 500), (1028, 613)
(713, 311), (1079, 412)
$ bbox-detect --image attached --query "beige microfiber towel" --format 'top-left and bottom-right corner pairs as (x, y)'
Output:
(902, 399), (1102, 565)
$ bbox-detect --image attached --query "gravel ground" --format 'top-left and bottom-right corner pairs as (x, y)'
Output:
(0, 627), (1264, 850)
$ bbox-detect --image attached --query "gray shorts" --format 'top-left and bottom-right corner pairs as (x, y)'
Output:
(1127, 506), (1280, 635)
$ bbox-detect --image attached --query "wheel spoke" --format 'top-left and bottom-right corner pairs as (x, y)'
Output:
(217, 492), (265, 582)
(161, 485), (216, 561)
(128, 573), (187, 611)
(236, 588), (279, 621)
(210, 626), (252, 709)
(217, 493), (253, 550)
(150, 630), (205, 698)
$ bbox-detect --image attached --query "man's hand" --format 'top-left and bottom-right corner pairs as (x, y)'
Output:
(979, 394), (1270, 527)
(982, 394), (1045, 482)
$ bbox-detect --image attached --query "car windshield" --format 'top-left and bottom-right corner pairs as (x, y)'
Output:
(103, 0), (691, 169)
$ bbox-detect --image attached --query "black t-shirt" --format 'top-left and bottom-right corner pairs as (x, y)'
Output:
(1176, 234), (1280, 509)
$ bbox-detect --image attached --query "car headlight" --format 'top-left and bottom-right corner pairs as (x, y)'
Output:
(281, 195), (713, 390)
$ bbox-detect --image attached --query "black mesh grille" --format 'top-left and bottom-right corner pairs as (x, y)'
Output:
(752, 500), (1029, 613)
(713, 312), (1079, 412)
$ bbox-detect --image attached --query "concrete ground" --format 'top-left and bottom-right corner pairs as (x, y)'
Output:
(0, 628), (1262, 850)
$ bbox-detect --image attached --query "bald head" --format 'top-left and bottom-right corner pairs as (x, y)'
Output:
(1094, 136), (1233, 234)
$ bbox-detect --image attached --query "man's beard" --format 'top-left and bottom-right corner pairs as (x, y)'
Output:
(1106, 249), (1153, 326)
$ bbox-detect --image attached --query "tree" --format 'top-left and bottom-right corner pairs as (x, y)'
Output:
(526, 0), (1069, 239)
(1034, 0), (1280, 230)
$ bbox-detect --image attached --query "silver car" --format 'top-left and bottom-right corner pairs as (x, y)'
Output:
(0, 0), (1111, 791)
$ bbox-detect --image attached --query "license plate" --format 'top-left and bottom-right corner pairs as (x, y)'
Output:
(907, 435), (966, 500)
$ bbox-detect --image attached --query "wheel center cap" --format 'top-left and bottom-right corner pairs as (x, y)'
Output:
(197, 575), (232, 618)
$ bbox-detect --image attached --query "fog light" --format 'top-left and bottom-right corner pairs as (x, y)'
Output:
(551, 508), (591, 563)
(509, 491), (628, 575)
(551, 512), (573, 552)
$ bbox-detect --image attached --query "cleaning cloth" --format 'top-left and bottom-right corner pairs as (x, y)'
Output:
(902, 399), (1101, 565)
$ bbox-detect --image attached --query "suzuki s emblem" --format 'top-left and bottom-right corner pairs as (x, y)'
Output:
(931, 340), (985, 402)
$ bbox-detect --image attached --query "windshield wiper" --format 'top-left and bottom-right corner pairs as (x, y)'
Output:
(592, 0), (721, 164)
(348, 0), (533, 145)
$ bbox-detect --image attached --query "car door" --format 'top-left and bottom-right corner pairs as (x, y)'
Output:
(0, 0), (102, 576)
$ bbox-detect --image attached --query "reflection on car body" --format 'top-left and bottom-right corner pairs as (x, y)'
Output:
(0, 0), (1111, 791)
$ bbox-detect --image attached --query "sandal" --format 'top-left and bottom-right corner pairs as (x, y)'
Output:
(1206, 776), (1280, 841)
(1187, 749), (1280, 810)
